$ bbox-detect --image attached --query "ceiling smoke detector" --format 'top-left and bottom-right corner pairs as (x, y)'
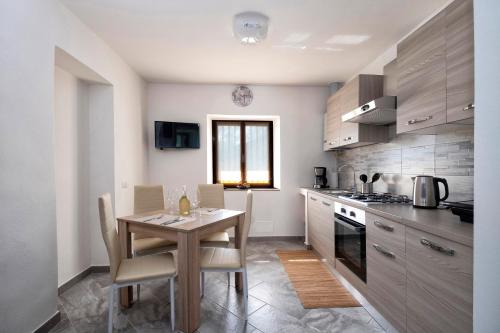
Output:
(233, 12), (269, 45)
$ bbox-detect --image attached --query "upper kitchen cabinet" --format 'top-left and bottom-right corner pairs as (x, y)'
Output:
(324, 93), (342, 150)
(324, 75), (388, 149)
(446, 0), (474, 123)
(397, 11), (447, 134)
(342, 75), (384, 112)
(397, 0), (474, 134)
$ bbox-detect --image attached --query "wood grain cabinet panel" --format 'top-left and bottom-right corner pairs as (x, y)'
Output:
(397, 11), (447, 134)
(446, 0), (474, 123)
(323, 112), (329, 151)
(338, 75), (386, 147)
(341, 76), (360, 114)
(323, 74), (387, 149)
(307, 194), (321, 254)
(366, 214), (406, 332)
(307, 194), (335, 264)
(324, 94), (342, 150)
(405, 227), (472, 333)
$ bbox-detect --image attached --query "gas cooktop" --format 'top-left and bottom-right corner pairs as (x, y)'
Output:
(338, 193), (411, 206)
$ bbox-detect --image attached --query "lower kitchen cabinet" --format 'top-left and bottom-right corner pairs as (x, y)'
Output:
(405, 227), (473, 333)
(366, 214), (406, 332)
(305, 193), (473, 333)
(307, 193), (335, 264)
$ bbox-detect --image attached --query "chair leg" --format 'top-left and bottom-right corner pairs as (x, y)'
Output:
(243, 269), (248, 320)
(137, 284), (141, 302)
(170, 278), (175, 331)
(108, 286), (114, 333)
(201, 271), (205, 297)
(225, 243), (231, 287)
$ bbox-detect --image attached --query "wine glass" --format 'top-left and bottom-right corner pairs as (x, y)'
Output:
(189, 189), (200, 216)
(167, 187), (179, 215)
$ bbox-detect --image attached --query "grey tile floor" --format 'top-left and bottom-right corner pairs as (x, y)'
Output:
(51, 239), (384, 333)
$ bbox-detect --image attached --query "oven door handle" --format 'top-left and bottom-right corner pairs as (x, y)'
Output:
(334, 217), (365, 232)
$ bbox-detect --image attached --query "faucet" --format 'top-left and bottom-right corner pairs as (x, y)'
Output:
(338, 164), (357, 193)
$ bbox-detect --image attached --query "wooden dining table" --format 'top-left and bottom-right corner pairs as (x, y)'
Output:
(117, 209), (245, 333)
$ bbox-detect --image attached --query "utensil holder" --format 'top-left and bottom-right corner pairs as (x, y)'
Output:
(361, 183), (373, 194)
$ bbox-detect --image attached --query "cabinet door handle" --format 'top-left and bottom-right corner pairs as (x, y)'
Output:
(310, 197), (317, 201)
(372, 244), (395, 258)
(343, 136), (353, 141)
(322, 201), (331, 207)
(463, 103), (475, 111)
(407, 116), (432, 125)
(374, 221), (394, 232)
(420, 238), (455, 256)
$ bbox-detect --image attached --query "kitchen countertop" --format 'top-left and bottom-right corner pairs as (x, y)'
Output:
(300, 188), (473, 247)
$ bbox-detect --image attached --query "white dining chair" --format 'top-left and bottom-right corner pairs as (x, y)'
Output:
(198, 184), (230, 245)
(198, 183), (232, 284)
(133, 185), (177, 256)
(98, 193), (176, 332)
(133, 185), (178, 300)
(200, 190), (253, 319)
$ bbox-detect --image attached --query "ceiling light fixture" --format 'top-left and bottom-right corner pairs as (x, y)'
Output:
(233, 12), (269, 45)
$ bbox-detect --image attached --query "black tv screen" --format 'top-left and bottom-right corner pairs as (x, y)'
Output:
(155, 121), (200, 149)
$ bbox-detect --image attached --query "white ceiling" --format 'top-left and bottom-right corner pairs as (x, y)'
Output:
(61, 0), (449, 85)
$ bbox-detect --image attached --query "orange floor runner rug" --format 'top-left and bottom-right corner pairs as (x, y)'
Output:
(276, 250), (360, 308)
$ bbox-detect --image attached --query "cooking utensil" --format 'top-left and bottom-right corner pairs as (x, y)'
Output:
(412, 175), (449, 208)
(360, 174), (368, 183)
(371, 173), (381, 183)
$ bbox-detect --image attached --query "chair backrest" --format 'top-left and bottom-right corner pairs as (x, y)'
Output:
(240, 190), (253, 266)
(134, 185), (165, 240)
(197, 184), (225, 209)
(98, 193), (121, 282)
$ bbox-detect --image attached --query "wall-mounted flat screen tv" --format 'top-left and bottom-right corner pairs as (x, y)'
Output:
(155, 121), (200, 149)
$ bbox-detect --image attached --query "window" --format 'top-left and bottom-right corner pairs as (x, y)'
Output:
(212, 120), (274, 188)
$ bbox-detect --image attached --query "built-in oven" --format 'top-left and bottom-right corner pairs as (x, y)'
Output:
(334, 202), (366, 282)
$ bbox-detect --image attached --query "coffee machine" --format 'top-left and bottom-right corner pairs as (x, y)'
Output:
(313, 167), (329, 189)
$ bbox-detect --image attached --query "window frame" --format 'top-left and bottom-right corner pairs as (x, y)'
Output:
(212, 119), (274, 189)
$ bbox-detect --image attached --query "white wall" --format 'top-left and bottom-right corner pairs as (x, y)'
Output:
(88, 84), (115, 266)
(147, 84), (332, 236)
(53, 2), (148, 221)
(473, 0), (500, 331)
(0, 1), (146, 331)
(54, 67), (91, 286)
(0, 2), (59, 331)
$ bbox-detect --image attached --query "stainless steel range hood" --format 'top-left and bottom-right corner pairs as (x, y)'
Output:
(342, 96), (397, 125)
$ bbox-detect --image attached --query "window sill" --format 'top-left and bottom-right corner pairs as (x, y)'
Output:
(224, 187), (280, 192)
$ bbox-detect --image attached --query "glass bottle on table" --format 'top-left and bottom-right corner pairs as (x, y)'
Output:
(178, 185), (191, 216)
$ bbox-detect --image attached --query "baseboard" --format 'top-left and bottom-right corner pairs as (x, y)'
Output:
(33, 311), (60, 333)
(230, 236), (305, 242)
(90, 265), (110, 273)
(58, 265), (110, 295)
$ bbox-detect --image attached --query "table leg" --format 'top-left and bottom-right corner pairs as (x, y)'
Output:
(234, 214), (245, 291)
(177, 231), (201, 333)
(118, 220), (133, 307)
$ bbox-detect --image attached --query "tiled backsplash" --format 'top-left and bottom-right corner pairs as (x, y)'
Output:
(336, 126), (474, 202)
